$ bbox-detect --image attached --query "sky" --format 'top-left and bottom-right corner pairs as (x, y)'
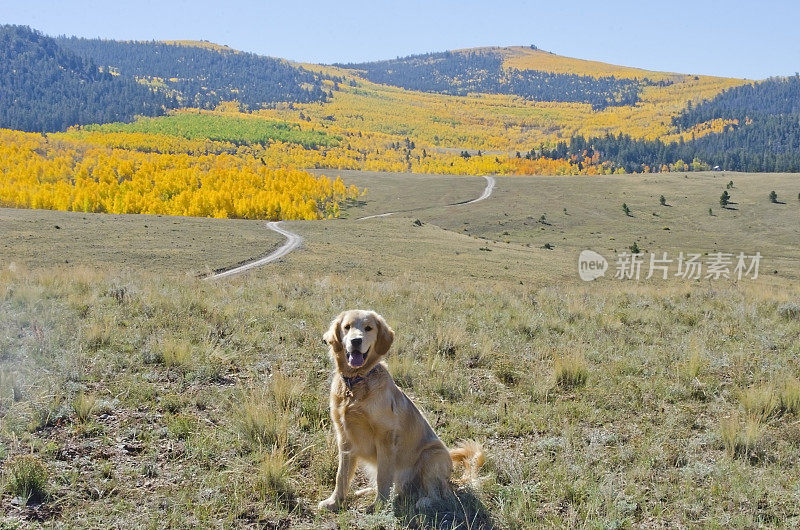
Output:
(2, 0), (798, 79)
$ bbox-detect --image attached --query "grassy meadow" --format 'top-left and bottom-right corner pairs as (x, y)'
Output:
(2, 171), (800, 528)
(0, 208), (282, 276)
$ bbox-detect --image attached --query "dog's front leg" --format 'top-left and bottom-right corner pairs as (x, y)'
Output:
(319, 445), (356, 511)
(367, 439), (395, 513)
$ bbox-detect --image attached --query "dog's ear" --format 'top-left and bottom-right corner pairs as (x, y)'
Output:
(323, 312), (344, 351)
(373, 313), (395, 357)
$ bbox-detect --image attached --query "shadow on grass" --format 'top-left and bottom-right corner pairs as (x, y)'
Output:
(393, 485), (499, 530)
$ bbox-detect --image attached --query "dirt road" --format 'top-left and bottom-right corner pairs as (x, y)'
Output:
(206, 175), (495, 279)
(205, 221), (302, 280)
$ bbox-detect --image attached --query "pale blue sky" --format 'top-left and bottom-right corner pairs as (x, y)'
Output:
(2, 0), (798, 79)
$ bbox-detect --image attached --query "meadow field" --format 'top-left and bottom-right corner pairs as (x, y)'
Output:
(2, 171), (800, 528)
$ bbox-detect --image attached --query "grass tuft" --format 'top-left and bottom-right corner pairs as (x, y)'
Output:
(720, 412), (767, 461)
(269, 372), (305, 410)
(493, 362), (519, 386)
(84, 320), (112, 351)
(255, 448), (295, 502)
(553, 353), (588, 389)
(4, 454), (49, 504)
(677, 349), (707, 382)
(167, 413), (196, 440)
(237, 390), (290, 451)
(739, 383), (779, 422)
(779, 377), (800, 414)
(160, 337), (194, 372)
(72, 391), (97, 423)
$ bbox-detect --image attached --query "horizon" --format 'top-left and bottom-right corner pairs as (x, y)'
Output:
(3, 0), (799, 80)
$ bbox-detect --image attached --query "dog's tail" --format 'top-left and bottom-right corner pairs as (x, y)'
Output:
(449, 440), (485, 483)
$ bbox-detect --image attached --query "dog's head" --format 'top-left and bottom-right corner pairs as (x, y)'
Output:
(324, 310), (394, 374)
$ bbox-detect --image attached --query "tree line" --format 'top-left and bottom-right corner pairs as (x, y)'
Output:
(533, 115), (800, 173)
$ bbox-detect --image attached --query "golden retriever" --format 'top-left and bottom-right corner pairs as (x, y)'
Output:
(318, 309), (484, 512)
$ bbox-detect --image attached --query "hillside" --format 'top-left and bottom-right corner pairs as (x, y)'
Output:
(534, 76), (800, 172)
(55, 36), (334, 109)
(292, 47), (745, 152)
(0, 26), (337, 133)
(0, 25), (172, 132)
(494, 46), (676, 80)
(338, 50), (645, 109)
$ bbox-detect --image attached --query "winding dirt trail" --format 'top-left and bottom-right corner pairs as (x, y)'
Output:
(206, 175), (495, 279)
(205, 221), (302, 280)
(356, 176), (495, 220)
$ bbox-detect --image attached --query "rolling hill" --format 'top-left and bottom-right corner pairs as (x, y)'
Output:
(1, 26), (798, 177)
(338, 50), (645, 108)
(0, 25), (172, 132)
(55, 36), (334, 109)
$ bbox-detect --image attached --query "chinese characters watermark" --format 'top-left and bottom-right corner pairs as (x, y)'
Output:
(578, 250), (761, 281)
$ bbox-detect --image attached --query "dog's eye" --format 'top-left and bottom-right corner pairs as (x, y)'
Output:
(365, 325), (372, 331)
(343, 324), (351, 330)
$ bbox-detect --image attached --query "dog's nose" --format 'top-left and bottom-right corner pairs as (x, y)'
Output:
(351, 337), (362, 349)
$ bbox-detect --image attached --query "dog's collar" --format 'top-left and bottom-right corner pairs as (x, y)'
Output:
(342, 365), (378, 390)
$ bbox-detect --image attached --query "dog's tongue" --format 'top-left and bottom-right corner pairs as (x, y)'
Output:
(347, 352), (365, 367)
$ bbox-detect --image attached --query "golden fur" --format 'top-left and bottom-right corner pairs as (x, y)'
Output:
(318, 309), (484, 512)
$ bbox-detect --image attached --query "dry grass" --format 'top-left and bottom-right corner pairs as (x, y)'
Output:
(677, 349), (707, 382)
(268, 372), (305, 411)
(739, 383), (780, 422)
(0, 207), (282, 274)
(779, 377), (800, 414)
(255, 449), (295, 503)
(160, 337), (194, 372)
(720, 412), (767, 461)
(2, 171), (800, 527)
(2, 267), (800, 527)
(237, 390), (291, 451)
(553, 353), (588, 390)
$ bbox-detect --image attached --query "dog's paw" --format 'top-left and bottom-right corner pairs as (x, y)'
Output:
(318, 496), (342, 511)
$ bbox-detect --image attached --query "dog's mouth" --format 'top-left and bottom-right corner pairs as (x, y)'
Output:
(346, 347), (370, 367)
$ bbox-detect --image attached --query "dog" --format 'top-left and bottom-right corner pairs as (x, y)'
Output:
(318, 309), (484, 513)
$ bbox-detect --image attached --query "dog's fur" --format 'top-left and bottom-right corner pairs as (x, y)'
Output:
(318, 309), (484, 513)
